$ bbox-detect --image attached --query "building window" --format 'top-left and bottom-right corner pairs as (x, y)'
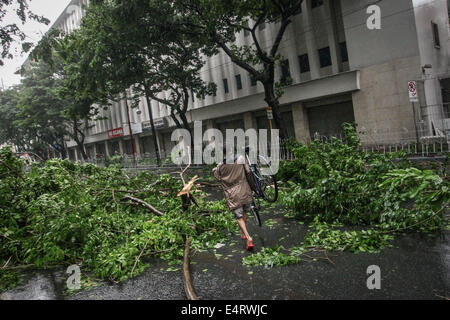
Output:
(432, 22), (440, 48)
(339, 42), (349, 63)
(318, 47), (332, 68)
(311, 0), (324, 9)
(280, 59), (291, 83)
(235, 74), (243, 90)
(250, 74), (257, 86)
(298, 54), (310, 73)
(223, 78), (229, 94)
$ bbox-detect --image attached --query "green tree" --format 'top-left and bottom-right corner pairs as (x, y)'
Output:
(0, 72), (66, 160)
(0, 0), (50, 65)
(0, 86), (27, 150)
(175, 0), (304, 139)
(15, 59), (68, 158)
(70, 0), (216, 162)
(32, 29), (105, 161)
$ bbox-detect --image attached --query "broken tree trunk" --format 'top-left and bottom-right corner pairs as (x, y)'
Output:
(178, 175), (200, 211)
(183, 236), (199, 300)
(121, 195), (164, 216)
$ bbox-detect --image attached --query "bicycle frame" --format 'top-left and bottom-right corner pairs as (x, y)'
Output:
(245, 153), (266, 199)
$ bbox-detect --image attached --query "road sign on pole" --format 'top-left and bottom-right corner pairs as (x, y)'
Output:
(408, 81), (419, 102)
(266, 107), (273, 120)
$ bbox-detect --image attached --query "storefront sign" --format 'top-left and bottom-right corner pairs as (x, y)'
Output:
(142, 121), (152, 132)
(108, 127), (124, 139)
(130, 123), (143, 134)
(154, 118), (166, 129)
(141, 119), (166, 131)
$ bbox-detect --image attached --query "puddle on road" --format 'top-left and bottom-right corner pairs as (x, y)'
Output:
(1, 268), (67, 300)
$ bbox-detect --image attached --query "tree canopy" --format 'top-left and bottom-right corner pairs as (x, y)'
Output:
(0, 0), (50, 65)
(0, 0), (304, 161)
(173, 0), (304, 139)
(67, 0), (218, 161)
(0, 59), (67, 159)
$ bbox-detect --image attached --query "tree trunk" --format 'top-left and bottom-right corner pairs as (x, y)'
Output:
(59, 138), (67, 159)
(76, 141), (88, 161)
(170, 100), (194, 159)
(178, 110), (194, 153)
(72, 118), (88, 161)
(170, 110), (183, 130)
(54, 136), (67, 159)
(263, 84), (288, 140)
(143, 86), (161, 166)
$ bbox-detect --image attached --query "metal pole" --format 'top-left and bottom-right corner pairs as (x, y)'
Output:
(124, 92), (137, 168)
(411, 102), (420, 145)
(267, 106), (273, 131)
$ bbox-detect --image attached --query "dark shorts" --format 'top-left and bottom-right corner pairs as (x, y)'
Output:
(233, 204), (251, 219)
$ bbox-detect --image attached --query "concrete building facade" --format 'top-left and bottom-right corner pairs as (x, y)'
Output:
(48, 0), (450, 161)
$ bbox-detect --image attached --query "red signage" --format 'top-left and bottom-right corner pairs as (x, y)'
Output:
(108, 127), (124, 139)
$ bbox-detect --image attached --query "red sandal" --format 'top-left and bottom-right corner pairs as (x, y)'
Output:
(246, 240), (255, 251)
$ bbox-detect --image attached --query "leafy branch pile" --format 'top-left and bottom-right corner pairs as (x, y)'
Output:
(281, 124), (448, 229)
(245, 124), (449, 268)
(243, 246), (300, 268)
(0, 147), (236, 288)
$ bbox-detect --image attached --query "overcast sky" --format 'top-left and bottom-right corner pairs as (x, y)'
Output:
(0, 0), (72, 89)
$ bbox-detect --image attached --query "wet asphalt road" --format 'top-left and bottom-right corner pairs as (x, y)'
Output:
(66, 209), (449, 300)
(3, 203), (449, 300)
(1, 181), (449, 300)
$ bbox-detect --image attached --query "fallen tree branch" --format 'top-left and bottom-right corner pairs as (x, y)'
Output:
(323, 250), (335, 266)
(196, 181), (221, 187)
(183, 236), (199, 300)
(131, 237), (151, 277)
(3, 264), (35, 270)
(121, 195), (164, 216)
(1, 256), (12, 269)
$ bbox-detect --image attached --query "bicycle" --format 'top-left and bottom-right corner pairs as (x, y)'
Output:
(243, 147), (279, 227)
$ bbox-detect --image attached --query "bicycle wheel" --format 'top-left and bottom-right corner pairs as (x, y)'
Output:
(261, 174), (278, 203)
(255, 155), (278, 203)
(250, 201), (262, 227)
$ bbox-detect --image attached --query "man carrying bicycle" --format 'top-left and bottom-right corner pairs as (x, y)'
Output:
(213, 147), (256, 251)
